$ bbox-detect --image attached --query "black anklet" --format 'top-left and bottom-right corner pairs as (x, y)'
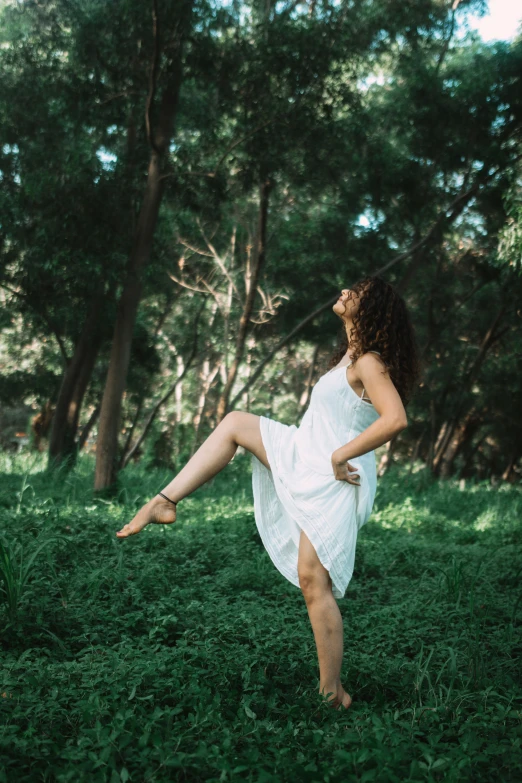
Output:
(158, 491), (177, 506)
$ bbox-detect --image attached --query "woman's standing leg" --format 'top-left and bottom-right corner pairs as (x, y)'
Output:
(116, 412), (269, 538)
(297, 530), (352, 710)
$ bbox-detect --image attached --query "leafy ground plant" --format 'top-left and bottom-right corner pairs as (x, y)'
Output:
(0, 453), (521, 782)
(0, 535), (58, 624)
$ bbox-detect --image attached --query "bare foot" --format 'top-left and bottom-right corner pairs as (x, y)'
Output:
(336, 688), (352, 710)
(320, 685), (353, 711)
(116, 496), (177, 538)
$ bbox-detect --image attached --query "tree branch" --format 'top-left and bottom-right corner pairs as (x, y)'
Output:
(145, 0), (161, 154)
(228, 167), (502, 408)
(197, 219), (241, 300)
(435, 0), (461, 76)
(0, 283), (70, 365)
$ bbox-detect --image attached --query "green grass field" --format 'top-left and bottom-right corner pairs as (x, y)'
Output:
(0, 452), (521, 782)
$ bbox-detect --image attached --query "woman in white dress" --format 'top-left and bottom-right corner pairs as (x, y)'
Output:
(116, 275), (420, 712)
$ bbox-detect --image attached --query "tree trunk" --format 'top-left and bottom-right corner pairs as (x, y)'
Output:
(501, 445), (521, 482)
(94, 17), (190, 490)
(32, 402), (54, 452)
(48, 284), (106, 467)
(121, 302), (203, 469)
(121, 351), (196, 469)
(49, 90), (141, 471)
(297, 343), (320, 419)
(175, 354), (185, 425)
(241, 336), (256, 413)
(432, 303), (507, 476)
(215, 178), (272, 422)
(437, 410), (482, 478)
(406, 426), (427, 476)
(377, 436), (399, 477)
(64, 336), (105, 464)
(190, 360), (221, 457)
(118, 296), (178, 468)
(78, 403), (101, 452)
(119, 395), (145, 469)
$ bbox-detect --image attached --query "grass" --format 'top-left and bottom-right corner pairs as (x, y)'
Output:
(0, 450), (521, 782)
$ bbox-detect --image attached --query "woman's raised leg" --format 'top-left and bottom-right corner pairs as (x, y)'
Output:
(116, 412), (269, 538)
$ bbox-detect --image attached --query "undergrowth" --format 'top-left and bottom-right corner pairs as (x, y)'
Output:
(0, 451), (521, 782)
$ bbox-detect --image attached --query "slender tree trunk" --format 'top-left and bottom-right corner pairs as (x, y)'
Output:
(32, 402), (54, 452)
(121, 302), (203, 468)
(406, 426), (427, 476)
(50, 92), (141, 470)
(501, 445), (521, 482)
(432, 303), (507, 476)
(48, 284), (106, 467)
(192, 359), (210, 445)
(175, 354), (185, 424)
(190, 360), (221, 457)
(395, 229), (422, 294)
(119, 395), (145, 469)
(188, 302), (221, 455)
(241, 336), (256, 413)
(297, 343), (320, 416)
(118, 297), (177, 468)
(437, 411), (482, 478)
(377, 436), (399, 477)
(215, 178), (272, 422)
(95, 161), (168, 487)
(63, 337), (105, 465)
(94, 14), (191, 490)
(78, 403), (101, 452)
(121, 352), (195, 469)
(425, 398), (436, 473)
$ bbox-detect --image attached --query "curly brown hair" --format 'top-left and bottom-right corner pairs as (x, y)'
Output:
(327, 275), (422, 406)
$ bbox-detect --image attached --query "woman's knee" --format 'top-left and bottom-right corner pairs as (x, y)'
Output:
(220, 412), (268, 468)
(223, 410), (244, 426)
(298, 567), (332, 598)
(221, 410), (246, 438)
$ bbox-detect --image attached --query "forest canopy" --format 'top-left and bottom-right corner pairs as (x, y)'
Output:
(0, 0), (521, 488)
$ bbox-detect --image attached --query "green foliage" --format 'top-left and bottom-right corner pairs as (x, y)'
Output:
(498, 180), (522, 276)
(0, 453), (521, 781)
(0, 536), (58, 624)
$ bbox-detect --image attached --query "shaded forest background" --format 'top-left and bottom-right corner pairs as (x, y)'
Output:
(1, 0), (521, 490)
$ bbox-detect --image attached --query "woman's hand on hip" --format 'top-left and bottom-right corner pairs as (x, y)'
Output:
(331, 452), (361, 485)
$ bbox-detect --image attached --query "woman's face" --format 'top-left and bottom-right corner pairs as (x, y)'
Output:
(332, 287), (363, 321)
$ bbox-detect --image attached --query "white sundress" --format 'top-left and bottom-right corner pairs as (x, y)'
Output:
(251, 352), (381, 599)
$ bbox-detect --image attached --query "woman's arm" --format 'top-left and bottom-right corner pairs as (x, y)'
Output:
(332, 353), (407, 481)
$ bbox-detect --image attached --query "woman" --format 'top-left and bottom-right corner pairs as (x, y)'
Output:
(116, 274), (421, 712)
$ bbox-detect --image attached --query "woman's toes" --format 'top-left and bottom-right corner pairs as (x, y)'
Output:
(119, 520), (142, 536)
(343, 692), (352, 709)
(116, 515), (145, 537)
(116, 499), (176, 538)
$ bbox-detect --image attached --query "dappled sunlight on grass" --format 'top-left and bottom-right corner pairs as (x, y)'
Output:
(473, 509), (498, 532)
